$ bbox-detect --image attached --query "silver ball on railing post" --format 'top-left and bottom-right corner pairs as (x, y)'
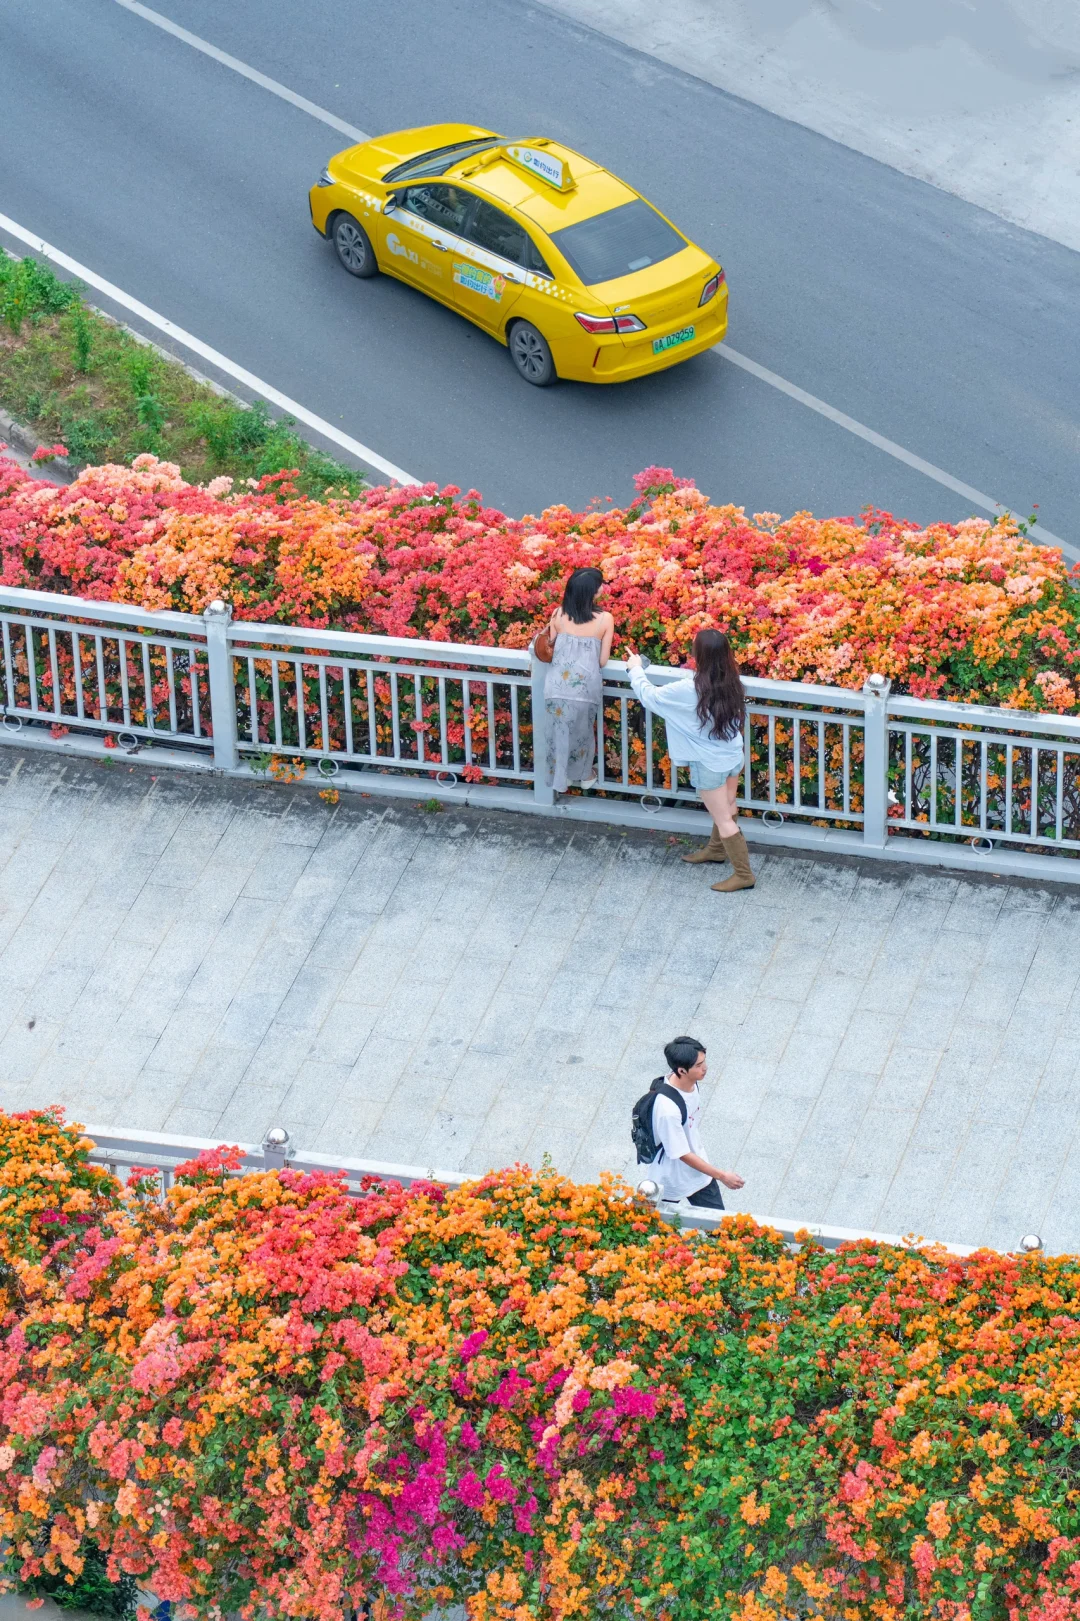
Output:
(262, 1126), (293, 1168)
(636, 1178), (661, 1205)
(1019, 1233), (1044, 1253)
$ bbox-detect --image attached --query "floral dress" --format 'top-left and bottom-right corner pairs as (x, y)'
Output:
(544, 632), (603, 791)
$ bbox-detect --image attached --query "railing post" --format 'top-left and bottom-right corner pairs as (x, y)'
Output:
(262, 1126), (294, 1169)
(530, 650), (554, 806)
(861, 673), (891, 849)
(203, 599), (238, 771)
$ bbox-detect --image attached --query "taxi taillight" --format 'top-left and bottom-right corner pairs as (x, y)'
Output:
(699, 270), (726, 306)
(575, 312), (646, 334)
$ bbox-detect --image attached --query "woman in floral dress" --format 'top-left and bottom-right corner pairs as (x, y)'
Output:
(543, 568), (614, 793)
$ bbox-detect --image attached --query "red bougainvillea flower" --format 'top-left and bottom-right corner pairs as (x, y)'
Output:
(4, 1107), (1080, 1621)
(2, 455), (1078, 712)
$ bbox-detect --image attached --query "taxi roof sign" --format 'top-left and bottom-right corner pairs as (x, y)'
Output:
(505, 141), (575, 192)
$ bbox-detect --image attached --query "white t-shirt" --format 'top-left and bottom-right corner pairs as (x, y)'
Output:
(652, 1083), (711, 1201)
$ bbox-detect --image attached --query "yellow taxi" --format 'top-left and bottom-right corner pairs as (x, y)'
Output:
(309, 124), (727, 386)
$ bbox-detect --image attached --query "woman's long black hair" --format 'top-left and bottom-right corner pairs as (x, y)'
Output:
(693, 629), (745, 741)
(560, 567), (604, 624)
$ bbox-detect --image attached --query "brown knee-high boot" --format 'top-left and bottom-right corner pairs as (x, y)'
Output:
(681, 823), (726, 863)
(712, 832), (755, 891)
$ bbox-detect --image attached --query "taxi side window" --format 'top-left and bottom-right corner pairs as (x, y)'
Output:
(401, 184), (473, 236)
(467, 200), (553, 278)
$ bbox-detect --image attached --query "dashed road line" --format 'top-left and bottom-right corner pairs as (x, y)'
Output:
(719, 344), (1074, 557)
(0, 212), (420, 487)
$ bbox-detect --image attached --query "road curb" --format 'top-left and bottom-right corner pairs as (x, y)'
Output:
(0, 405), (80, 483)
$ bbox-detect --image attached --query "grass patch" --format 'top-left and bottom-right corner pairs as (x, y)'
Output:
(0, 252), (366, 498)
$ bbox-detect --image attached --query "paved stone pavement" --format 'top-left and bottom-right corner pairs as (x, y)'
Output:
(2, 745), (1080, 1255)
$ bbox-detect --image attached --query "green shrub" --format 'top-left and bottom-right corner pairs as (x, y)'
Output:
(10, 1541), (139, 1618)
(126, 349), (166, 444)
(188, 395), (277, 462)
(0, 256), (79, 333)
(70, 304), (94, 374)
(58, 412), (114, 465)
(187, 397), (366, 496)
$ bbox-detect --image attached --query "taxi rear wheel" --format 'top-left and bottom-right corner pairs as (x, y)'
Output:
(508, 321), (556, 387)
(331, 214), (378, 278)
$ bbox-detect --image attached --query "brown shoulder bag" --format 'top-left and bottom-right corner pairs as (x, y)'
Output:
(533, 615), (557, 664)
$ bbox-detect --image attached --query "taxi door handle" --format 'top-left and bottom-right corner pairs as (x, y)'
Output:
(430, 238), (449, 251)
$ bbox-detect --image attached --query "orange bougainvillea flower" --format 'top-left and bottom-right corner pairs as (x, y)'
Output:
(4, 1108), (1080, 1621)
(2, 459), (1078, 713)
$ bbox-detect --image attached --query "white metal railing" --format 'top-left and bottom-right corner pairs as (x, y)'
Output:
(888, 694), (1080, 853)
(0, 584), (212, 748)
(226, 617), (536, 785)
(79, 1122), (981, 1257)
(3, 583), (1080, 877)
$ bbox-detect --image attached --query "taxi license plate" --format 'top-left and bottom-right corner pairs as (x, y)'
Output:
(653, 325), (695, 354)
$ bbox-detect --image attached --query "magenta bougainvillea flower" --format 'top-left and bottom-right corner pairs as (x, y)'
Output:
(3, 1107), (1080, 1621)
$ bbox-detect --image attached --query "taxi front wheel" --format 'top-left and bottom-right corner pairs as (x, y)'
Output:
(332, 214), (378, 278)
(508, 321), (556, 387)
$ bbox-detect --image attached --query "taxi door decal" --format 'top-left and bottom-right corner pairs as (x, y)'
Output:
(451, 261), (508, 302)
(444, 245), (526, 330)
(383, 206), (529, 331)
(382, 210), (451, 291)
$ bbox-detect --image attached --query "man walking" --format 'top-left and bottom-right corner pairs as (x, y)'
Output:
(649, 1036), (744, 1209)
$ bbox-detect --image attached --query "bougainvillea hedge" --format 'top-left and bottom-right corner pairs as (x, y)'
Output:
(4, 1109), (1080, 1621)
(1, 454), (1078, 712)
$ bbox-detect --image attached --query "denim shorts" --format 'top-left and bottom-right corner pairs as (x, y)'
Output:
(689, 761), (743, 792)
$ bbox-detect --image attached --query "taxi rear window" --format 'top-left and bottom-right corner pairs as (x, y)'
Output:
(383, 139), (501, 185)
(550, 199), (686, 286)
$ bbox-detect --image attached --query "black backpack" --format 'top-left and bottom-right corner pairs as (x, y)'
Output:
(631, 1077), (688, 1164)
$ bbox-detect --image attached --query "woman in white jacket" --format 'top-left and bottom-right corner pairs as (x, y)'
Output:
(626, 629), (754, 892)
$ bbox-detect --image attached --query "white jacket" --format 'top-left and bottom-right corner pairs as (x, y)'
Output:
(627, 665), (744, 771)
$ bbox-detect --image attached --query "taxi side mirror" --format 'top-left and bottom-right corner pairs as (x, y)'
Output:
(382, 194), (399, 215)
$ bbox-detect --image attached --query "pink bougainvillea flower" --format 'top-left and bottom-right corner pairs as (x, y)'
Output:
(2, 1107), (1080, 1621)
(1, 453), (1076, 714)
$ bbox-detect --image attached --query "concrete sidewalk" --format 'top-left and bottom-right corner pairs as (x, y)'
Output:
(2, 745), (1079, 1254)
(537, 0), (1080, 252)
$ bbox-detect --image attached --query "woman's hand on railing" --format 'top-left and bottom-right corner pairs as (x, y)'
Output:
(625, 646), (642, 670)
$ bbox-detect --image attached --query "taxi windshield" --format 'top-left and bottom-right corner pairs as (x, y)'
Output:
(383, 138), (502, 185)
(550, 199), (686, 285)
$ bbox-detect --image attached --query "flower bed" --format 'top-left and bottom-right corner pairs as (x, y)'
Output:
(3, 1108), (1080, 1621)
(1, 457), (1078, 713)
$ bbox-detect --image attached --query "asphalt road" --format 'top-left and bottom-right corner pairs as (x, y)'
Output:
(1, 0), (1079, 536)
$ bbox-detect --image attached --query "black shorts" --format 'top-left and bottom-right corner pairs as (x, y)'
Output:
(686, 1178), (725, 1210)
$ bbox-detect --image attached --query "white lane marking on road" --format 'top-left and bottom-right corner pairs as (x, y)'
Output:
(0, 213), (419, 487)
(112, 0), (369, 143)
(110, 1), (1076, 557)
(719, 345), (1075, 559)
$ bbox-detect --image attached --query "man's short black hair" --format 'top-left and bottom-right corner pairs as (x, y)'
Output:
(664, 1036), (705, 1075)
